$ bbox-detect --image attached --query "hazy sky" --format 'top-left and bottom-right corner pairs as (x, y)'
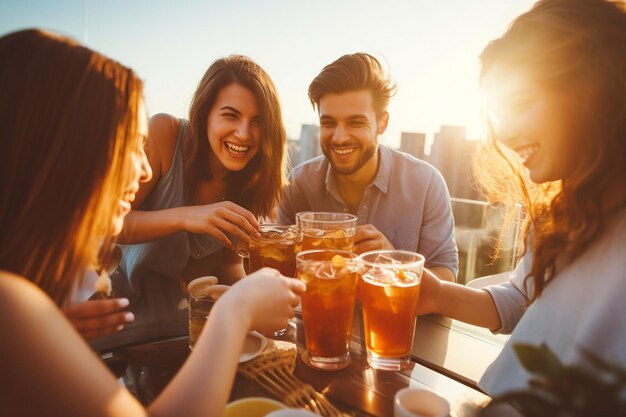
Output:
(1, 0), (536, 148)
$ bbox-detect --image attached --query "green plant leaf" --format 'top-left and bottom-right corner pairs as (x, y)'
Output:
(486, 343), (626, 416)
(580, 347), (626, 383)
(513, 343), (562, 378)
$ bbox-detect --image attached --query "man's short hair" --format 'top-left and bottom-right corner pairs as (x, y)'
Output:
(308, 53), (396, 118)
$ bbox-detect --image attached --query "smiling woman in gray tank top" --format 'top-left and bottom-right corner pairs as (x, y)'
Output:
(94, 56), (288, 349)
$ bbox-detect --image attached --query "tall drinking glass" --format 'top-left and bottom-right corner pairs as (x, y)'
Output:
(187, 276), (228, 349)
(236, 224), (300, 336)
(296, 249), (359, 370)
(296, 212), (357, 251)
(358, 250), (425, 371)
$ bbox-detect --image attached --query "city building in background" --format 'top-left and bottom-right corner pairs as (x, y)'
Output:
(399, 132), (426, 160)
(294, 124), (321, 167)
(286, 139), (300, 171)
(428, 125), (482, 201)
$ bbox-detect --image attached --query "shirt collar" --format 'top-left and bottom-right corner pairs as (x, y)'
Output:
(324, 144), (391, 195)
(373, 144), (391, 194)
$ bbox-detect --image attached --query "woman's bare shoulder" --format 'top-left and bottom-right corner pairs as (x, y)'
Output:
(0, 270), (49, 313)
(149, 113), (182, 172)
(0, 271), (145, 417)
(0, 270), (68, 347)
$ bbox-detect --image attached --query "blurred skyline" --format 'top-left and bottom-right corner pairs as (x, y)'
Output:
(0, 0), (535, 148)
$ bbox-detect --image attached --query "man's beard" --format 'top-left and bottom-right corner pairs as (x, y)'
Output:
(323, 141), (378, 176)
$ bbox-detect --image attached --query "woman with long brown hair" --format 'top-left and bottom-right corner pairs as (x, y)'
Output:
(0, 29), (303, 417)
(417, 0), (626, 398)
(101, 55), (289, 348)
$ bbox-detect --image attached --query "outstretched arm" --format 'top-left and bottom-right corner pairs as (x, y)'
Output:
(120, 202), (260, 248)
(419, 268), (501, 330)
(150, 269), (304, 417)
(1, 269), (304, 417)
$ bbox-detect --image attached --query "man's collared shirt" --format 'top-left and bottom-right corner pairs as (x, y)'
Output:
(277, 144), (459, 276)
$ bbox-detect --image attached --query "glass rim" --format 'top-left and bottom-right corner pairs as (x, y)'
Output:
(189, 284), (229, 300)
(295, 211), (358, 224)
(258, 223), (295, 229)
(358, 249), (425, 268)
(252, 224), (298, 243)
(295, 249), (358, 262)
(187, 275), (218, 292)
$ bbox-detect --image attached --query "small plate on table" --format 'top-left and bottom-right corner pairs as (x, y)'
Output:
(239, 331), (267, 363)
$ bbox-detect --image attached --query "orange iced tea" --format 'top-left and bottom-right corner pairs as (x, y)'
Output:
(249, 227), (299, 276)
(359, 271), (421, 356)
(296, 250), (358, 370)
(358, 250), (425, 370)
(301, 229), (355, 251)
(187, 277), (228, 349)
(296, 212), (357, 251)
(237, 225), (299, 277)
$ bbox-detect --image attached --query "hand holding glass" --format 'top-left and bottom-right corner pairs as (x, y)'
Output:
(296, 212), (357, 251)
(236, 224), (300, 277)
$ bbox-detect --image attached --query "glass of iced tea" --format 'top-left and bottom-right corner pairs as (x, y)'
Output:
(187, 276), (229, 349)
(236, 224), (300, 277)
(296, 212), (357, 251)
(358, 250), (425, 371)
(296, 249), (359, 370)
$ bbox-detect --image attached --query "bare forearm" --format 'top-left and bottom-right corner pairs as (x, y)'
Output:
(435, 282), (501, 330)
(118, 208), (187, 244)
(428, 266), (456, 283)
(148, 297), (250, 417)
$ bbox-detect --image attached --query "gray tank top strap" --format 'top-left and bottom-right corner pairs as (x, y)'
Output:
(118, 118), (224, 292)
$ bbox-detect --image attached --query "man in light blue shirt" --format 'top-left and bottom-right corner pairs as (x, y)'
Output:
(277, 53), (458, 281)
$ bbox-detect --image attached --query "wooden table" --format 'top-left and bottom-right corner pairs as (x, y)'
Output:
(101, 308), (501, 416)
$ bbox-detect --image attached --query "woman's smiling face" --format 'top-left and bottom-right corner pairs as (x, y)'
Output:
(206, 83), (261, 173)
(484, 64), (578, 184)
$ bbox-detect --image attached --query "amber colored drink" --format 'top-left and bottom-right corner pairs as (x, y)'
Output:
(187, 278), (228, 349)
(359, 271), (421, 357)
(249, 232), (298, 277)
(296, 212), (357, 252)
(237, 224), (299, 277)
(297, 250), (358, 370)
(301, 229), (355, 251)
(188, 315), (208, 349)
(358, 250), (425, 370)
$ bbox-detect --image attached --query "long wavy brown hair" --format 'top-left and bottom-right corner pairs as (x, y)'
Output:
(186, 55), (287, 218)
(475, 0), (626, 301)
(0, 29), (144, 306)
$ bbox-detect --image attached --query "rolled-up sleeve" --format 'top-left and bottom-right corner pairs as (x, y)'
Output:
(418, 171), (459, 277)
(483, 253), (533, 334)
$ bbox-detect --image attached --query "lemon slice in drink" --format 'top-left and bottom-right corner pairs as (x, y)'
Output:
(260, 246), (287, 262)
(331, 254), (346, 268)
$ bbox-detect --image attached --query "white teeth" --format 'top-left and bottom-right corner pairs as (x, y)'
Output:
(333, 148), (355, 155)
(517, 144), (539, 161)
(121, 193), (135, 203)
(226, 142), (249, 153)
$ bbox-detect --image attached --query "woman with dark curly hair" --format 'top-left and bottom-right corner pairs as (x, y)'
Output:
(418, 0), (626, 397)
